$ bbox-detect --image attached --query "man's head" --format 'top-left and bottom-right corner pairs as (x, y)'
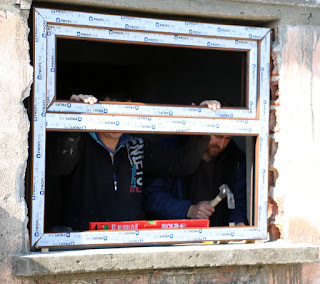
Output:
(205, 135), (232, 157)
(97, 87), (132, 142)
(96, 87), (132, 103)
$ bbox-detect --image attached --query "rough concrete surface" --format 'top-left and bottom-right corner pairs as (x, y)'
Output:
(12, 263), (319, 283)
(0, 7), (33, 284)
(279, 26), (320, 245)
(1, 0), (320, 283)
(32, 0), (320, 25)
(274, 23), (320, 284)
(230, 0), (320, 8)
(12, 242), (319, 277)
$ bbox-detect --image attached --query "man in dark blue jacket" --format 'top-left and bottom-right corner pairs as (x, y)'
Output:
(143, 135), (248, 227)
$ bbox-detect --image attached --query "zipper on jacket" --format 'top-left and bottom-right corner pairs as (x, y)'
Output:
(90, 133), (129, 192)
(110, 144), (125, 191)
(110, 153), (117, 191)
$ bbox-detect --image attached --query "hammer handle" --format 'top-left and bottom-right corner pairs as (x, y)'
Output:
(210, 196), (223, 208)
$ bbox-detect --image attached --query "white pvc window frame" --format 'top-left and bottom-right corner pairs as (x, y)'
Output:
(31, 7), (270, 249)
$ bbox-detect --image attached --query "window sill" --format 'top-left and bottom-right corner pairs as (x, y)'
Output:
(13, 241), (319, 277)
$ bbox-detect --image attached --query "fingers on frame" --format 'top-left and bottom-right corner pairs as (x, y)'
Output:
(200, 100), (221, 110)
(70, 94), (98, 104)
(70, 94), (80, 101)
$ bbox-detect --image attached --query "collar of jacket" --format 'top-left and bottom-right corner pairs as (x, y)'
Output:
(89, 132), (130, 154)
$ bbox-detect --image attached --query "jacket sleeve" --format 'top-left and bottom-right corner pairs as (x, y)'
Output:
(46, 132), (82, 176)
(142, 177), (192, 220)
(143, 135), (210, 177)
(228, 154), (248, 225)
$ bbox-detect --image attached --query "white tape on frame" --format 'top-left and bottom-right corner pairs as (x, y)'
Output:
(32, 11), (48, 246)
(47, 22), (258, 118)
(37, 8), (269, 40)
(48, 102), (255, 119)
(46, 113), (260, 134)
(46, 26), (56, 107)
(32, 8), (270, 248)
(36, 226), (266, 248)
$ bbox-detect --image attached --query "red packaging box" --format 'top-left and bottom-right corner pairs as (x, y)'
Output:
(89, 219), (209, 230)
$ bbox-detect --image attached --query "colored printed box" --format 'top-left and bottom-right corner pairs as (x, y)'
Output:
(89, 219), (209, 230)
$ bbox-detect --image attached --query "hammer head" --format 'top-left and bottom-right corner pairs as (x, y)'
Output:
(219, 184), (235, 209)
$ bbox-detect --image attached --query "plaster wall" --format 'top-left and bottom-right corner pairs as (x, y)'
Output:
(0, 3), (32, 284)
(273, 23), (320, 284)
(278, 26), (320, 245)
(0, 0), (319, 283)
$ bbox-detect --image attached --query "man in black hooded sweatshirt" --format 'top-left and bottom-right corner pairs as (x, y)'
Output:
(45, 92), (220, 231)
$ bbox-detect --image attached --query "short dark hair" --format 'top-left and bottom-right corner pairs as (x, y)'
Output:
(220, 101), (234, 107)
(95, 87), (132, 102)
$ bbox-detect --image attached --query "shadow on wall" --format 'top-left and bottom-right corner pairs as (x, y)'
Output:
(0, 207), (28, 283)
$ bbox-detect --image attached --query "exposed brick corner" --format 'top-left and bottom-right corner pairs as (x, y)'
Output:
(268, 48), (282, 241)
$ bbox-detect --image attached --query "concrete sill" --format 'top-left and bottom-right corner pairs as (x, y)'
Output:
(13, 242), (319, 277)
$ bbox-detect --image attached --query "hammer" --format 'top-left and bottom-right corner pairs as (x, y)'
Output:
(209, 184), (235, 209)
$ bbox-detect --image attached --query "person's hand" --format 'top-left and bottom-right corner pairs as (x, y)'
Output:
(200, 100), (221, 111)
(70, 94), (98, 105)
(186, 201), (215, 219)
(236, 222), (245, 226)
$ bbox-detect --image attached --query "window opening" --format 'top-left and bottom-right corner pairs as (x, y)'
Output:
(57, 39), (246, 107)
(45, 133), (256, 233)
(30, 8), (270, 249)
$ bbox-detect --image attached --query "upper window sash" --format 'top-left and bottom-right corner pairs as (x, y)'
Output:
(35, 7), (270, 121)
